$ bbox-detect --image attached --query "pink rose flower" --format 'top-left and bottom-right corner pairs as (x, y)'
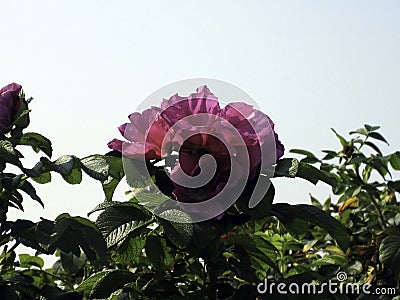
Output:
(108, 107), (170, 160)
(108, 86), (284, 206)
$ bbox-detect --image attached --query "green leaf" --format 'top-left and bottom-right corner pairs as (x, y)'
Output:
(226, 234), (279, 274)
(379, 235), (400, 277)
(350, 127), (369, 136)
(62, 167), (82, 184)
(20, 180), (44, 207)
(366, 156), (391, 179)
(310, 194), (322, 209)
(229, 244), (256, 281)
(96, 203), (150, 236)
(136, 193), (170, 207)
(80, 155), (109, 181)
(272, 203), (350, 251)
(0, 140), (22, 166)
(8, 190), (24, 211)
(40, 285), (81, 300)
(69, 217), (107, 262)
(70, 215), (102, 231)
(51, 155), (75, 175)
(286, 272), (328, 288)
(18, 254), (44, 269)
(388, 181), (400, 193)
(346, 260), (363, 275)
(50, 215), (107, 263)
(13, 97), (30, 129)
(124, 157), (153, 188)
(44, 155), (83, 184)
(274, 158), (299, 178)
(289, 149), (317, 158)
(362, 165), (372, 182)
(390, 152), (400, 170)
(321, 150), (337, 161)
(49, 218), (81, 256)
(10, 219), (54, 254)
(323, 197), (331, 212)
(106, 219), (150, 248)
(253, 233), (279, 253)
(88, 200), (121, 216)
(364, 124), (380, 132)
(349, 154), (367, 164)
(331, 128), (348, 147)
(23, 160), (46, 177)
(60, 251), (87, 274)
(145, 235), (166, 270)
(312, 254), (348, 267)
(2, 174), (22, 190)
(142, 278), (182, 298)
(0, 250), (16, 269)
(296, 162), (337, 187)
(95, 203), (151, 247)
(369, 132), (389, 145)
(288, 150), (320, 164)
(89, 269), (137, 299)
(114, 237), (145, 264)
(31, 171), (51, 184)
(299, 156), (320, 164)
(243, 183), (275, 218)
(19, 132), (52, 157)
(102, 156), (124, 201)
(102, 176), (121, 202)
(364, 141), (383, 155)
(75, 270), (111, 293)
(51, 156), (83, 184)
(159, 209), (193, 248)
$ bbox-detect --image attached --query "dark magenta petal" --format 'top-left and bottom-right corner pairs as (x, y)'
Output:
(107, 138), (123, 152)
(160, 86), (220, 126)
(118, 123), (127, 136)
(0, 82), (23, 133)
(0, 82), (22, 95)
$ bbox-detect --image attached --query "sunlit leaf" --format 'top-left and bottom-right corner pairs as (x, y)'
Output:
(89, 269), (137, 299)
(80, 155), (109, 181)
(379, 235), (400, 277)
(159, 209), (193, 248)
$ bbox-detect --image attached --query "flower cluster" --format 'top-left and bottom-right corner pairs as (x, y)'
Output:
(108, 86), (284, 204)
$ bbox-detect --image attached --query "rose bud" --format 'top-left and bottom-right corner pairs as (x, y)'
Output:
(0, 83), (22, 133)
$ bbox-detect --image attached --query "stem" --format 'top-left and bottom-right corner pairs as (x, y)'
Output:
(40, 270), (75, 290)
(354, 164), (364, 184)
(367, 194), (388, 230)
(358, 134), (369, 151)
(41, 269), (67, 281)
(7, 240), (20, 253)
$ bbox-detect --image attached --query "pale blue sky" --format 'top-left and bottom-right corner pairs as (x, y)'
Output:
(2, 1), (400, 223)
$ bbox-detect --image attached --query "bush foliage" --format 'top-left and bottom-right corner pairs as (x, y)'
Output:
(0, 87), (399, 299)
